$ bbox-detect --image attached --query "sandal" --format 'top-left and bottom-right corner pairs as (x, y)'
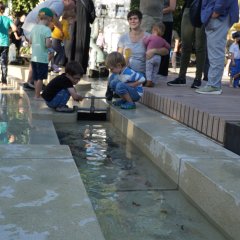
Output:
(55, 106), (74, 113)
(120, 102), (136, 110)
(112, 99), (126, 106)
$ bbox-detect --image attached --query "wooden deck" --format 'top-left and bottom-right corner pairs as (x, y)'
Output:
(140, 70), (240, 146)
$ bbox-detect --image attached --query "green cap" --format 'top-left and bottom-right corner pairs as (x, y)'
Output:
(38, 7), (54, 18)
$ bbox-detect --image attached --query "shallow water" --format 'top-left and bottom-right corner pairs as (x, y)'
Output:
(0, 92), (30, 144)
(56, 122), (227, 240)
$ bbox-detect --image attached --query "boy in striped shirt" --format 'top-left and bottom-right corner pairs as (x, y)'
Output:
(105, 51), (145, 109)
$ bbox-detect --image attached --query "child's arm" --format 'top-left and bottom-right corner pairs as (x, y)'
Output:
(124, 69), (145, 87)
(45, 37), (52, 48)
(68, 87), (83, 101)
(229, 52), (236, 66)
(163, 39), (171, 50)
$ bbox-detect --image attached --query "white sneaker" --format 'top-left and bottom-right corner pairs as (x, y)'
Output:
(196, 86), (222, 95)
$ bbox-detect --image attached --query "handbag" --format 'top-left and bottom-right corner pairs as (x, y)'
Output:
(189, 0), (202, 28)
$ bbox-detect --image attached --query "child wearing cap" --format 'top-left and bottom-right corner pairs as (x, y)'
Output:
(229, 31), (240, 88)
(29, 7), (53, 100)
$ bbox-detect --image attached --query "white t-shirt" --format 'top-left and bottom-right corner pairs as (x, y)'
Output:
(22, 0), (64, 37)
(229, 42), (240, 59)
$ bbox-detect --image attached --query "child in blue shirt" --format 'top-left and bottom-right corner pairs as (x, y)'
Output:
(229, 31), (240, 88)
(105, 51), (145, 109)
(0, 1), (17, 87)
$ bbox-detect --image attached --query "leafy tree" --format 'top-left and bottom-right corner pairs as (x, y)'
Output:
(130, 0), (140, 10)
(4, 0), (39, 16)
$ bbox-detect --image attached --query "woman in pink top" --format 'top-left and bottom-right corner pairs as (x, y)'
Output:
(143, 22), (170, 87)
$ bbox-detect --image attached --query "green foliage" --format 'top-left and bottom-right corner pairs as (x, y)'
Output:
(9, 0), (39, 16)
(130, 0), (140, 10)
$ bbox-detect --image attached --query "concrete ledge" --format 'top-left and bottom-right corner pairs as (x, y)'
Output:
(180, 157), (240, 240)
(29, 119), (60, 144)
(0, 145), (104, 240)
(110, 103), (240, 240)
(0, 76), (105, 239)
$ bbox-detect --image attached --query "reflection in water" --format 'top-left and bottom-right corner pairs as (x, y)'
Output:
(0, 92), (30, 144)
(56, 122), (225, 240)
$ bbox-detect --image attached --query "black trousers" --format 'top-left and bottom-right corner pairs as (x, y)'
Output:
(158, 21), (173, 76)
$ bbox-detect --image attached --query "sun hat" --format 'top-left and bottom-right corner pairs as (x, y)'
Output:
(38, 7), (54, 18)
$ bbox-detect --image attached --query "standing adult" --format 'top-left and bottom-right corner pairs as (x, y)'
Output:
(167, 0), (206, 88)
(117, 10), (169, 77)
(158, 0), (176, 76)
(22, 0), (76, 90)
(196, 0), (239, 94)
(139, 0), (164, 33)
(71, 0), (96, 74)
(0, 1), (17, 87)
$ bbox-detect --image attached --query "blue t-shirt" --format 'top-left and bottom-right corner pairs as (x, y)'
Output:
(0, 16), (13, 46)
(109, 67), (145, 96)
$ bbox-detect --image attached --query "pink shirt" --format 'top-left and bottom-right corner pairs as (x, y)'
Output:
(143, 35), (170, 51)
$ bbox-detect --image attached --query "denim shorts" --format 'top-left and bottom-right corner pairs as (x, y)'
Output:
(46, 89), (70, 108)
(31, 61), (48, 81)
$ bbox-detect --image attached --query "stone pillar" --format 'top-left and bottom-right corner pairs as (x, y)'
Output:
(140, 0), (164, 33)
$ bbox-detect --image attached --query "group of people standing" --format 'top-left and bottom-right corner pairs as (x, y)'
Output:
(168, 0), (239, 95)
(1, 0), (239, 112)
(105, 0), (239, 111)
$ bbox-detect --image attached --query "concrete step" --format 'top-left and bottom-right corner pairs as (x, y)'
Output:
(110, 102), (240, 240)
(0, 144), (105, 240)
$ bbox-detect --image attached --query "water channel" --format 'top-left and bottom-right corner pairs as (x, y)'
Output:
(55, 122), (227, 240)
(0, 92), (30, 144)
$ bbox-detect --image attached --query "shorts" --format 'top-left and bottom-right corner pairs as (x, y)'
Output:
(31, 61), (48, 81)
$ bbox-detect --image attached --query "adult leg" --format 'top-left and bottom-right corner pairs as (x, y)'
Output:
(206, 17), (230, 88)
(0, 47), (9, 84)
(195, 26), (206, 80)
(191, 25), (206, 88)
(167, 8), (194, 86)
(178, 8), (194, 79)
(159, 21), (173, 76)
(196, 16), (230, 94)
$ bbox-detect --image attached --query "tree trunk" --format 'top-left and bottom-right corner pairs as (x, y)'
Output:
(140, 0), (164, 32)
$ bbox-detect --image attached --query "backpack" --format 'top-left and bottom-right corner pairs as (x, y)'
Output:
(189, 0), (202, 28)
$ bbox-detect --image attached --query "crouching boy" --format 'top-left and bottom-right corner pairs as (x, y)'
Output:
(105, 51), (145, 109)
(41, 61), (84, 112)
